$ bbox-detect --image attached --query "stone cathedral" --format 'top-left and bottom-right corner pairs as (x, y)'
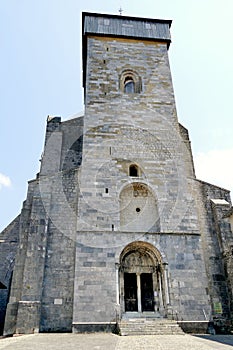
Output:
(1, 12), (233, 335)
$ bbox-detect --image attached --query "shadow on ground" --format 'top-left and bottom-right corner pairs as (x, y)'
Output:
(194, 334), (233, 347)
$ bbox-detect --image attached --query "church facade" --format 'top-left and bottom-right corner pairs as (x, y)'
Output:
(1, 12), (233, 335)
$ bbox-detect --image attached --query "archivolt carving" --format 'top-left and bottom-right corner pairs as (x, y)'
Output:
(133, 183), (148, 197)
(120, 241), (163, 273)
(122, 250), (155, 273)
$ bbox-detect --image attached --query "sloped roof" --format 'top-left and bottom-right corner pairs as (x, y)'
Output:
(82, 12), (172, 42)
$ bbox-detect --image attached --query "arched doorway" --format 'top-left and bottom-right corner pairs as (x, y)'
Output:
(119, 241), (169, 317)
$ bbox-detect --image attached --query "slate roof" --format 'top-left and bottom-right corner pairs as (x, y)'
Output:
(82, 12), (172, 43)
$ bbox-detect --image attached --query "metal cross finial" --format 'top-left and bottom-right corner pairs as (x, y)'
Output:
(119, 7), (123, 15)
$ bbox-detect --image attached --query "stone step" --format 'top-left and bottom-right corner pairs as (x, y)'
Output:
(119, 318), (184, 336)
(122, 312), (162, 319)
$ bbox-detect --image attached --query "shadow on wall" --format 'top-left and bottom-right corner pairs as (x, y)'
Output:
(0, 281), (10, 335)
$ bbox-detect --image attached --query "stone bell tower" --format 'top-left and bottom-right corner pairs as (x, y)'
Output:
(77, 12), (195, 232)
(72, 12), (211, 332)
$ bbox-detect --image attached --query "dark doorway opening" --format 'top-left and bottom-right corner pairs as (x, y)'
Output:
(124, 273), (138, 311)
(141, 273), (154, 312)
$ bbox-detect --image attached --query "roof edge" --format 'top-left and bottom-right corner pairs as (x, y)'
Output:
(195, 178), (231, 193)
(82, 11), (172, 27)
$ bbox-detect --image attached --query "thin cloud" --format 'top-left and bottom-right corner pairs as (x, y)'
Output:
(0, 173), (12, 190)
(194, 149), (233, 195)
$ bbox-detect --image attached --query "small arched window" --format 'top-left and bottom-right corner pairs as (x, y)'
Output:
(120, 70), (142, 94)
(129, 164), (139, 177)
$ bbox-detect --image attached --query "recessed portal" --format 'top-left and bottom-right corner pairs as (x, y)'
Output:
(120, 241), (169, 316)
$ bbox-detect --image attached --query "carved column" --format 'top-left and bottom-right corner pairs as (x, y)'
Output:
(158, 271), (164, 311)
(137, 273), (142, 313)
(163, 263), (170, 305)
(115, 263), (120, 305)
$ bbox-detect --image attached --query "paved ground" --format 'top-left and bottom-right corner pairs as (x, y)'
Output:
(1, 333), (233, 350)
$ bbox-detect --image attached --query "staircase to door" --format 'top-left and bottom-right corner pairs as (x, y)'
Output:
(119, 318), (184, 336)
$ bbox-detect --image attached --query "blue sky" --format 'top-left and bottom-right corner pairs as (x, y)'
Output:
(1, 0), (233, 231)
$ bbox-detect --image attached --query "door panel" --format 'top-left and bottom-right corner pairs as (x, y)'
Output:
(141, 273), (154, 312)
(124, 273), (138, 312)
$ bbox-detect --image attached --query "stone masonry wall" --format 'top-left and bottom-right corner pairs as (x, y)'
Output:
(4, 178), (39, 335)
(197, 180), (232, 318)
(40, 116), (83, 176)
(4, 111), (81, 334)
(78, 36), (198, 235)
(39, 169), (79, 332)
(73, 231), (210, 330)
(0, 216), (20, 334)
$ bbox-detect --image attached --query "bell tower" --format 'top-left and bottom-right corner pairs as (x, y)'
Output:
(77, 12), (195, 233)
(72, 12), (210, 332)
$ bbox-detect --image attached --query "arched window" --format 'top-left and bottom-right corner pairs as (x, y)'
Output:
(129, 164), (139, 177)
(120, 70), (142, 94)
